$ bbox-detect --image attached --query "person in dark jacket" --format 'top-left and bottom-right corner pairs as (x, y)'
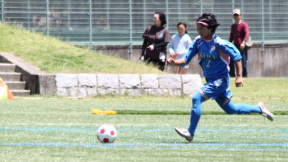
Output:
(141, 11), (170, 71)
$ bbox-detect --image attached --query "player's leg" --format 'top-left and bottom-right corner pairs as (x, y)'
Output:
(257, 102), (274, 121)
(175, 91), (207, 142)
(175, 78), (228, 141)
(215, 96), (274, 121)
(188, 91), (207, 135)
(215, 96), (261, 114)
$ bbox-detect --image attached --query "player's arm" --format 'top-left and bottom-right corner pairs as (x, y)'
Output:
(215, 37), (243, 87)
(234, 60), (243, 87)
(167, 57), (186, 66)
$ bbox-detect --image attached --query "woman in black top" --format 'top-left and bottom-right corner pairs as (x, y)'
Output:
(141, 11), (170, 71)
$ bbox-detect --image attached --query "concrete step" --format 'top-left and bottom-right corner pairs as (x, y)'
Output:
(5, 81), (26, 90)
(0, 72), (21, 81)
(11, 89), (30, 96)
(0, 63), (16, 72)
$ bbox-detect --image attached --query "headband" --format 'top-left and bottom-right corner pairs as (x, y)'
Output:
(197, 21), (209, 26)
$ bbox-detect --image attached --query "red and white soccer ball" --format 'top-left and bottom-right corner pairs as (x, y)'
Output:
(97, 124), (117, 143)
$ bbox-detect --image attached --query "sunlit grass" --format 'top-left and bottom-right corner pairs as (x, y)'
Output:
(1, 100), (288, 161)
(228, 77), (288, 101)
(0, 22), (164, 74)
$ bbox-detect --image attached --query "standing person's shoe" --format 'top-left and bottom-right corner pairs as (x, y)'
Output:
(175, 128), (194, 142)
(257, 102), (274, 121)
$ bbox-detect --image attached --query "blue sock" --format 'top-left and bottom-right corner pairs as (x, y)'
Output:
(188, 92), (206, 136)
(216, 96), (261, 114)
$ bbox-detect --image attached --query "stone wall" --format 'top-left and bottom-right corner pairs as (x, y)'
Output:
(1, 52), (203, 97)
(39, 74), (203, 97)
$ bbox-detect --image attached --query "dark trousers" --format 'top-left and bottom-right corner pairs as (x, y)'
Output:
(229, 45), (248, 77)
(145, 59), (165, 71)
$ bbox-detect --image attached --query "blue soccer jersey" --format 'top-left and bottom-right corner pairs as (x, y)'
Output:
(184, 35), (242, 79)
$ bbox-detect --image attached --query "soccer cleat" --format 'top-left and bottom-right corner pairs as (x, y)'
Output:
(175, 127), (194, 142)
(257, 102), (274, 121)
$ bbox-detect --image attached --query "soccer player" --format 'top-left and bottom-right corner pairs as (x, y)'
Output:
(167, 13), (274, 142)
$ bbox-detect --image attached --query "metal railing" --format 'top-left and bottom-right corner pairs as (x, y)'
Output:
(1, 0), (288, 48)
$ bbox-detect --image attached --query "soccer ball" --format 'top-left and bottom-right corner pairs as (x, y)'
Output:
(97, 124), (117, 143)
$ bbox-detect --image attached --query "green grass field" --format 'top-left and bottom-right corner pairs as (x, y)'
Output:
(1, 98), (288, 162)
(1, 21), (288, 162)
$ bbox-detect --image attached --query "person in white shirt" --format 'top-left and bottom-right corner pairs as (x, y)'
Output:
(169, 22), (192, 74)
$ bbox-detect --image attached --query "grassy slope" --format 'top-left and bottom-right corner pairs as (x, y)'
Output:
(0, 22), (164, 74)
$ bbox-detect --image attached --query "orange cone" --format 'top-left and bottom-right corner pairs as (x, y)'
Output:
(0, 77), (14, 99)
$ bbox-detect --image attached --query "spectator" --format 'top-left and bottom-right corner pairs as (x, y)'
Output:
(229, 8), (250, 77)
(141, 11), (170, 71)
(169, 22), (192, 74)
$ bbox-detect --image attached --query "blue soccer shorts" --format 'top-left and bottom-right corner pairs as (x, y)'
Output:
(200, 77), (233, 100)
